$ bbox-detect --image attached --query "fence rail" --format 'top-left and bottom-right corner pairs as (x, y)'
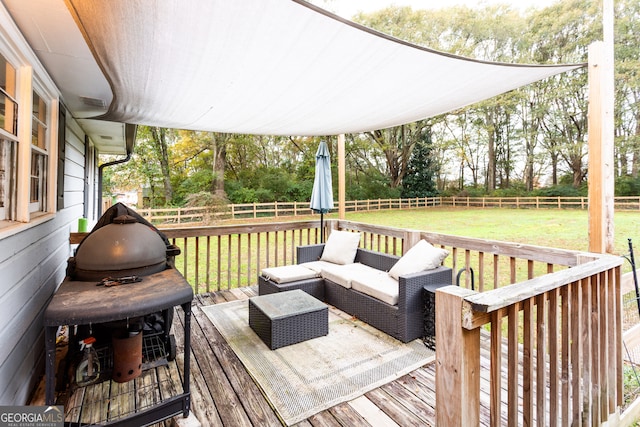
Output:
(133, 196), (640, 225)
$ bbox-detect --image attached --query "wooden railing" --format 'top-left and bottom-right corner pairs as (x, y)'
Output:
(160, 219), (585, 294)
(436, 254), (624, 426)
(162, 221), (323, 294)
(132, 195), (640, 225)
(160, 219), (626, 424)
(72, 219), (629, 423)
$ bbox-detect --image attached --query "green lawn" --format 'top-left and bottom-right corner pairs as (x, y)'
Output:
(339, 207), (640, 256)
(175, 207), (640, 291)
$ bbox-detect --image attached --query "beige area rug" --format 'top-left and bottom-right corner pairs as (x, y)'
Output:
(202, 300), (434, 425)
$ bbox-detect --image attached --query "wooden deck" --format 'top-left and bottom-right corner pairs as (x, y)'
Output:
(181, 286), (442, 427)
(40, 285), (503, 426)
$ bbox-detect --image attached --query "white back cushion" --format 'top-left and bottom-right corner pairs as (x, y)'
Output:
(320, 230), (361, 265)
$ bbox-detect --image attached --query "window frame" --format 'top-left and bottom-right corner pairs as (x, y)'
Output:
(29, 89), (49, 214)
(0, 8), (61, 231)
(0, 53), (18, 221)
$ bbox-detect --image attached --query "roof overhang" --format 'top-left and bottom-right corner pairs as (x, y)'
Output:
(2, 0), (129, 154)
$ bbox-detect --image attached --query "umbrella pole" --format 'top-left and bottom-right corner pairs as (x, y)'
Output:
(320, 212), (324, 243)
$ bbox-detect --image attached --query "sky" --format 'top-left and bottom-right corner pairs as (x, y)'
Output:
(310, 0), (561, 19)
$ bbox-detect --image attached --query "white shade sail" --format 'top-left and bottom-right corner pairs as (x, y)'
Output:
(66, 0), (584, 136)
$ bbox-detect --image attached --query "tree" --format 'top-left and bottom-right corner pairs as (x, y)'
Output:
(107, 126), (175, 207)
(527, 0), (599, 188)
(147, 127), (174, 202)
(401, 126), (438, 197)
(176, 131), (233, 197)
(614, 0), (640, 177)
(364, 121), (436, 188)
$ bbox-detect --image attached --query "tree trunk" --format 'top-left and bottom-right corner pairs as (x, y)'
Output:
(211, 132), (229, 196)
(633, 116), (640, 177)
(551, 152), (559, 185)
(149, 127), (173, 203)
(486, 113), (496, 191)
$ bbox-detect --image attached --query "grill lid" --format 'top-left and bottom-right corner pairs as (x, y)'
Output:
(73, 214), (168, 280)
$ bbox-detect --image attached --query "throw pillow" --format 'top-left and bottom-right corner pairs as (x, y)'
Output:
(320, 230), (361, 265)
(388, 239), (449, 280)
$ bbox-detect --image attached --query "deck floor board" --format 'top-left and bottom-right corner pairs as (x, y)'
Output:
(43, 286), (505, 426)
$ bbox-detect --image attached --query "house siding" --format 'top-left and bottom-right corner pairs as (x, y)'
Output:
(0, 116), (89, 404)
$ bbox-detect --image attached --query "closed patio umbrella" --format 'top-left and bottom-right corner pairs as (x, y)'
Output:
(310, 141), (334, 243)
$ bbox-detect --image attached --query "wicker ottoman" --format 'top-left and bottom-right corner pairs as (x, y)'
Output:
(248, 289), (328, 350)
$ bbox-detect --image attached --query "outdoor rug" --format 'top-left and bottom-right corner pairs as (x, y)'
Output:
(202, 300), (435, 425)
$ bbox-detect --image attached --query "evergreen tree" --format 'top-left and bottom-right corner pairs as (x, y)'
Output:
(401, 126), (438, 198)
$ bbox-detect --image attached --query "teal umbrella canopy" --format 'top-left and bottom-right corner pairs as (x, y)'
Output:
(310, 141), (334, 241)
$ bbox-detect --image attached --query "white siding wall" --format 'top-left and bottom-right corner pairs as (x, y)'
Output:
(0, 115), (88, 404)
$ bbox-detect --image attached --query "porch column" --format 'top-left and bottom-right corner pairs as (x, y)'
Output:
(587, 3), (614, 254)
(436, 286), (480, 426)
(338, 134), (346, 219)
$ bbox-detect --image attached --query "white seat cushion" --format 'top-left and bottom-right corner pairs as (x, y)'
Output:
(320, 230), (361, 265)
(261, 264), (318, 284)
(320, 262), (373, 289)
(388, 239), (449, 280)
(299, 260), (336, 274)
(352, 272), (399, 306)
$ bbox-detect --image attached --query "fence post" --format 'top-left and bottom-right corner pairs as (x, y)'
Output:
(436, 286), (480, 427)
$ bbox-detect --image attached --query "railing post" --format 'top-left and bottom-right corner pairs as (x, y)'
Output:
(436, 286), (480, 427)
(403, 230), (421, 255)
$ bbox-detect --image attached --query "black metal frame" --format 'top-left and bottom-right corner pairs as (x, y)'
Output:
(44, 269), (192, 426)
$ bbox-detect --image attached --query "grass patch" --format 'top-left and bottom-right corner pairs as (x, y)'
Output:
(344, 207), (640, 256)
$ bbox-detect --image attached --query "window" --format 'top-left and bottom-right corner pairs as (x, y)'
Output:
(0, 138), (17, 220)
(0, 54), (17, 221)
(0, 54), (17, 135)
(30, 91), (48, 213)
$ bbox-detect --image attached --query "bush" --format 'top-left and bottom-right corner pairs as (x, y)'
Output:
(533, 184), (586, 197)
(228, 187), (259, 203)
(616, 175), (640, 196)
